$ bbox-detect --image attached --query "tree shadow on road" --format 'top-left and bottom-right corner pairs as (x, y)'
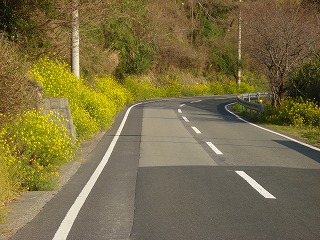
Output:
(274, 140), (320, 164)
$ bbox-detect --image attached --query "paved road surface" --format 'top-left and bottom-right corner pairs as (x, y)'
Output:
(11, 96), (320, 240)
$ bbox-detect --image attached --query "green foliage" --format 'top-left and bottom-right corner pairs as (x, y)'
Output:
(0, 110), (76, 191)
(210, 46), (239, 78)
(211, 74), (256, 94)
(191, 1), (232, 45)
(301, 127), (320, 146)
(0, 1), (19, 40)
(287, 56), (320, 104)
(103, 15), (155, 78)
(0, 0), (50, 48)
(261, 97), (320, 127)
(241, 71), (268, 92)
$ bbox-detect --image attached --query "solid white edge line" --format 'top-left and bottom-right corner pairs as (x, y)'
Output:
(235, 171), (276, 199)
(225, 103), (320, 152)
(52, 101), (157, 240)
(191, 126), (202, 134)
(178, 109), (182, 113)
(182, 116), (189, 122)
(206, 142), (223, 155)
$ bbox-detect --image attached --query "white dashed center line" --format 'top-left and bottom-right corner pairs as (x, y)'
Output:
(206, 142), (223, 155)
(235, 171), (276, 199)
(190, 100), (202, 104)
(191, 126), (202, 134)
(179, 104), (185, 107)
(182, 116), (189, 122)
(178, 109), (182, 113)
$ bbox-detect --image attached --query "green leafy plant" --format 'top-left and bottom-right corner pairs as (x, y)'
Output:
(104, 17), (155, 78)
(287, 56), (320, 104)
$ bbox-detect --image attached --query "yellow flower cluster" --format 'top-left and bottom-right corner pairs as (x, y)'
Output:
(0, 110), (76, 191)
(263, 97), (320, 127)
(124, 75), (256, 100)
(31, 58), (134, 139)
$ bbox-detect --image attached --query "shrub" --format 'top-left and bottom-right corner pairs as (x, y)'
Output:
(124, 76), (165, 100)
(236, 82), (256, 94)
(183, 83), (211, 96)
(261, 97), (320, 127)
(94, 75), (134, 109)
(124, 74), (256, 100)
(209, 81), (225, 95)
(103, 17), (155, 78)
(69, 103), (99, 138)
(0, 110), (76, 190)
(287, 56), (320, 104)
(0, 141), (21, 206)
(164, 80), (183, 97)
(32, 58), (132, 139)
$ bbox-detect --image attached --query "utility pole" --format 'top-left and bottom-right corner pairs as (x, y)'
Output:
(71, 0), (80, 78)
(190, 0), (194, 45)
(237, 0), (242, 86)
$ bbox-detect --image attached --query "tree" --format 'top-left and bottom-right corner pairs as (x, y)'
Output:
(287, 55), (320, 104)
(243, 0), (320, 106)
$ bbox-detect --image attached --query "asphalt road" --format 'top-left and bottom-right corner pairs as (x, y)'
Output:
(10, 96), (320, 240)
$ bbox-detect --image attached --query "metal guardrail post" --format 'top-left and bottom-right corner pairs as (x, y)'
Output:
(237, 92), (269, 114)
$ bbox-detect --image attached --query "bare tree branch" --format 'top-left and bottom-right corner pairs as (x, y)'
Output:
(243, 0), (320, 106)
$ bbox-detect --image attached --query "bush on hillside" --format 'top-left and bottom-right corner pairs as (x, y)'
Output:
(103, 17), (155, 78)
(287, 56), (320, 104)
(0, 110), (76, 191)
(124, 76), (165, 100)
(124, 74), (256, 100)
(31, 58), (132, 139)
(94, 76), (134, 109)
(0, 138), (20, 206)
(261, 97), (320, 127)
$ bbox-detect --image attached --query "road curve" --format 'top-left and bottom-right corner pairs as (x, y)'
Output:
(10, 96), (320, 240)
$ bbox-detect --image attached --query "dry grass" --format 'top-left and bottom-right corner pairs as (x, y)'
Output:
(146, 0), (209, 73)
(0, 36), (38, 122)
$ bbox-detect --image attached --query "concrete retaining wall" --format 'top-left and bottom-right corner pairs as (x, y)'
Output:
(40, 98), (77, 141)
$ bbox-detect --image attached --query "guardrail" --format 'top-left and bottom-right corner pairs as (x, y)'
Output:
(237, 92), (269, 113)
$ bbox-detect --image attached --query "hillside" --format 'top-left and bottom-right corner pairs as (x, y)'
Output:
(0, 0), (241, 79)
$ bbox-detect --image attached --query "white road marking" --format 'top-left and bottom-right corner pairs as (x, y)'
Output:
(225, 103), (320, 152)
(182, 116), (189, 122)
(206, 142), (223, 155)
(214, 97), (228, 100)
(191, 126), (202, 134)
(178, 109), (182, 113)
(180, 104), (185, 107)
(190, 100), (202, 104)
(235, 171), (276, 199)
(52, 101), (157, 240)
